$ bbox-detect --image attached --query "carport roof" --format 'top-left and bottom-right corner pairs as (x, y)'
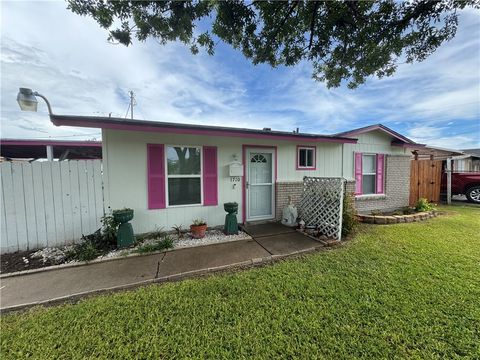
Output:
(1, 139), (102, 160)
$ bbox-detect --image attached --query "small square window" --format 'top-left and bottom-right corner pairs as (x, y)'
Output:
(297, 147), (315, 169)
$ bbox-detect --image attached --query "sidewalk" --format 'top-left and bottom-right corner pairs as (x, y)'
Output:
(1, 225), (323, 311)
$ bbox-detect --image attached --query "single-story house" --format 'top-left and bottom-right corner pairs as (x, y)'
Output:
(454, 149), (480, 172)
(50, 116), (420, 232)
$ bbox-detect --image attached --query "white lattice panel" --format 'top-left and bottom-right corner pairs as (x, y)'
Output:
(299, 177), (344, 240)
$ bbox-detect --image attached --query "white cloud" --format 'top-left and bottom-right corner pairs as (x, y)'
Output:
(0, 1), (479, 149)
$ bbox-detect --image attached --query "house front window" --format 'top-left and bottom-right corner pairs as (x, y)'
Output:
(362, 154), (376, 194)
(297, 146), (315, 169)
(166, 146), (202, 206)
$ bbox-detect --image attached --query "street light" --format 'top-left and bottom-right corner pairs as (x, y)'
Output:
(17, 87), (53, 115)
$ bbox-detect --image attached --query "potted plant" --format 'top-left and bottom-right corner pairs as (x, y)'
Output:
(112, 207), (134, 224)
(190, 219), (207, 239)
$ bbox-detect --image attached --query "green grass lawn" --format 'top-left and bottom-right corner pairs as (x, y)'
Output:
(2, 205), (479, 359)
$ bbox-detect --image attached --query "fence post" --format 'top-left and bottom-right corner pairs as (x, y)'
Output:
(446, 157), (452, 205)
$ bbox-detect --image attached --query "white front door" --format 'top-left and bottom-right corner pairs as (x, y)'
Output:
(246, 148), (275, 221)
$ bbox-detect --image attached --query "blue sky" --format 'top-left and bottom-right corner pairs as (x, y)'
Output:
(1, 1), (479, 149)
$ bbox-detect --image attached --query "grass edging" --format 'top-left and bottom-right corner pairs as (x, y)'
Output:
(0, 244), (325, 314)
(0, 236), (253, 279)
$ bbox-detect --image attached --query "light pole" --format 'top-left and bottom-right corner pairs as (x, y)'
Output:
(16, 87), (53, 115)
(16, 87), (54, 160)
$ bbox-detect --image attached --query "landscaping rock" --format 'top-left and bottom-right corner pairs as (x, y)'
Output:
(393, 215), (406, 223)
(360, 215), (375, 224)
(374, 216), (388, 225)
(385, 216), (398, 224)
(174, 229), (251, 248)
(30, 246), (75, 265)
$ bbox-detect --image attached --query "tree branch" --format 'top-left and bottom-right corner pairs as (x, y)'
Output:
(308, 1), (320, 50)
(270, 1), (300, 44)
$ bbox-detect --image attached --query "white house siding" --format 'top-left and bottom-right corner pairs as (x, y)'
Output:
(102, 129), (344, 233)
(342, 130), (407, 180)
(340, 130), (411, 213)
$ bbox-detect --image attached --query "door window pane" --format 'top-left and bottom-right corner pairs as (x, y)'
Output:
(168, 178), (201, 205)
(167, 147), (201, 175)
(250, 153), (272, 184)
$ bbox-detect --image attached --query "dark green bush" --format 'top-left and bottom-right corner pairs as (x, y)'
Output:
(67, 215), (120, 262)
(73, 240), (99, 262)
(342, 192), (358, 237)
(100, 214), (120, 246)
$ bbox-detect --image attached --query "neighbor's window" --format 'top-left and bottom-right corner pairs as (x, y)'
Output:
(297, 147), (315, 169)
(167, 146), (201, 206)
(362, 154), (376, 194)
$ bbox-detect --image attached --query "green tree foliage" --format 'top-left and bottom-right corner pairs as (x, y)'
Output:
(67, 0), (478, 88)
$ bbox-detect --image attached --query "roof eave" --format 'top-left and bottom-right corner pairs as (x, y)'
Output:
(337, 124), (416, 144)
(50, 115), (357, 144)
(391, 142), (425, 148)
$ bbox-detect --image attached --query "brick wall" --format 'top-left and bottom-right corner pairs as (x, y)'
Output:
(352, 155), (411, 214)
(274, 155), (410, 219)
(275, 182), (303, 220)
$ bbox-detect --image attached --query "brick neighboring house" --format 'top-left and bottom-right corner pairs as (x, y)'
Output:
(51, 114), (420, 231)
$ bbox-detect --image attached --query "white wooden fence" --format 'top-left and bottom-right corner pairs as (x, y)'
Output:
(1, 160), (104, 254)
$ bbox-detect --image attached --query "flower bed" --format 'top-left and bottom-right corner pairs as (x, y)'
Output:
(357, 210), (437, 224)
(0, 229), (252, 275)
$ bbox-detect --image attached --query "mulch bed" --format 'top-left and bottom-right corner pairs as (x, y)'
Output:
(1, 250), (55, 274)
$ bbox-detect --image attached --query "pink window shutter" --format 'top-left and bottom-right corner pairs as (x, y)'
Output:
(147, 144), (166, 209)
(376, 154), (385, 194)
(203, 146), (218, 206)
(354, 152), (363, 195)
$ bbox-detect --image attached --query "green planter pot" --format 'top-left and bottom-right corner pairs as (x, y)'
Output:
(223, 202), (239, 235)
(112, 209), (134, 224)
(112, 209), (134, 248)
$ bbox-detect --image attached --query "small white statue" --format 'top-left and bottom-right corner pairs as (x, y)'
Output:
(298, 219), (306, 230)
(281, 196), (298, 227)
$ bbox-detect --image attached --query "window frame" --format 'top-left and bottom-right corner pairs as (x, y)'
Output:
(361, 153), (377, 195)
(165, 145), (203, 208)
(296, 145), (316, 170)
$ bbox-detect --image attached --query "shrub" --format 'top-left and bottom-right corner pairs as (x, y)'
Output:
(134, 236), (174, 254)
(172, 224), (184, 238)
(135, 227), (164, 244)
(67, 214), (121, 262)
(342, 192), (358, 237)
(415, 198), (435, 212)
(101, 214), (120, 246)
(73, 240), (99, 262)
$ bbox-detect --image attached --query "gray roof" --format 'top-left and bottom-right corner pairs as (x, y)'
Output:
(461, 148), (480, 158)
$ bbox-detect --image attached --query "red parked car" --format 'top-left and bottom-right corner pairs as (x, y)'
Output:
(441, 171), (480, 204)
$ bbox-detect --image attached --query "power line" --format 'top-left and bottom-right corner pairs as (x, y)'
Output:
(124, 102), (131, 118)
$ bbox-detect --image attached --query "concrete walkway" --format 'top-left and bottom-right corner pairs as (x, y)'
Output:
(1, 224), (322, 311)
